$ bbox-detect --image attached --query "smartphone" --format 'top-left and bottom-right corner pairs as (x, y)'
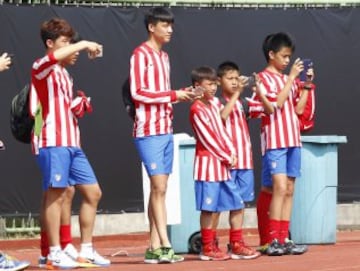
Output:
(299, 59), (313, 82)
(192, 86), (204, 96)
(241, 75), (256, 88)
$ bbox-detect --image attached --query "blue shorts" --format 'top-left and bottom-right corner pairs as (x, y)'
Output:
(36, 147), (97, 191)
(134, 134), (174, 177)
(262, 147), (301, 187)
(230, 169), (255, 203)
(195, 180), (245, 212)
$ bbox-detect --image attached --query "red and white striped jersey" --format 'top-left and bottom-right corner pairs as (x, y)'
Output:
(130, 42), (177, 138)
(254, 70), (302, 154)
(30, 53), (81, 153)
(212, 97), (254, 169)
(189, 99), (235, 182)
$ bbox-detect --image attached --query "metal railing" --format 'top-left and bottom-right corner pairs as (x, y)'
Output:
(1, 0), (360, 8)
(0, 214), (40, 238)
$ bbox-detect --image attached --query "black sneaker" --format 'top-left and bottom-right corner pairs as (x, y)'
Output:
(284, 239), (308, 255)
(266, 239), (285, 256)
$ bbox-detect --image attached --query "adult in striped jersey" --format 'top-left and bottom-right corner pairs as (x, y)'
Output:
(189, 66), (238, 261)
(208, 61), (274, 260)
(30, 18), (109, 269)
(130, 7), (196, 264)
(253, 32), (314, 256)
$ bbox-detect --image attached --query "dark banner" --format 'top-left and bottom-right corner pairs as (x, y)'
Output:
(0, 5), (358, 214)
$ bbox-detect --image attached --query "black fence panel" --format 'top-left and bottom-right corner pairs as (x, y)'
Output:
(0, 5), (358, 214)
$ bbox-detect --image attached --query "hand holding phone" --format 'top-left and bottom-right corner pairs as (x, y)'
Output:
(192, 86), (205, 96)
(299, 59), (313, 82)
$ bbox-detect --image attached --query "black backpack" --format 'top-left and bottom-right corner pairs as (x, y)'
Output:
(10, 84), (34, 144)
(121, 76), (135, 121)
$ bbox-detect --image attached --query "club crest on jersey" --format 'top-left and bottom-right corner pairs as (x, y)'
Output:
(205, 197), (213, 205)
(54, 174), (62, 182)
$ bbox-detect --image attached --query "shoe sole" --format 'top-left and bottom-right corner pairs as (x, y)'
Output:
(46, 264), (79, 270)
(230, 252), (261, 260)
(77, 262), (102, 268)
(7, 263), (31, 271)
(144, 259), (160, 264)
(170, 257), (185, 263)
(199, 255), (230, 261)
(266, 252), (284, 256)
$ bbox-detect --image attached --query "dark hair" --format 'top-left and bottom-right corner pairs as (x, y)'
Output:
(217, 61), (240, 78)
(191, 66), (217, 85)
(262, 32), (295, 62)
(40, 18), (74, 48)
(144, 7), (174, 31)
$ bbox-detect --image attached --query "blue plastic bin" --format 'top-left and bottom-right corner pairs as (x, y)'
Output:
(167, 138), (200, 253)
(290, 135), (347, 244)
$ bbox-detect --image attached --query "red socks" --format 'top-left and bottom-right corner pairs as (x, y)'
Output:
(41, 225), (72, 257)
(60, 224), (72, 249)
(256, 190), (272, 245)
(229, 229), (243, 243)
(269, 219), (281, 242)
(40, 230), (49, 257)
(201, 228), (213, 245)
(279, 220), (290, 244)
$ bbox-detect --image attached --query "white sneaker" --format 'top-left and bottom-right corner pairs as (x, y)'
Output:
(47, 250), (79, 269)
(0, 253), (30, 271)
(79, 250), (110, 267)
(63, 244), (79, 261)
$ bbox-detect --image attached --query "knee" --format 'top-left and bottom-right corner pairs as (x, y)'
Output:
(82, 186), (102, 205)
(273, 185), (287, 198)
(285, 185), (295, 198)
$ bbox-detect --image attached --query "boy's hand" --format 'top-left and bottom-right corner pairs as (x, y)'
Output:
(237, 76), (247, 92)
(306, 68), (315, 82)
(0, 53), (11, 72)
(176, 89), (197, 102)
(289, 58), (304, 80)
(84, 41), (103, 59)
(230, 155), (237, 168)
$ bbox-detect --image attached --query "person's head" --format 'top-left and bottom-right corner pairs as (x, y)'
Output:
(262, 32), (295, 71)
(144, 7), (174, 45)
(217, 61), (242, 96)
(62, 32), (81, 66)
(191, 66), (218, 99)
(40, 18), (75, 51)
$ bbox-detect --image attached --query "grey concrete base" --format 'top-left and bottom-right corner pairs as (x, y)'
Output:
(70, 203), (360, 237)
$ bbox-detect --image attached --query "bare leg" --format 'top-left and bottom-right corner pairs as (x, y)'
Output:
(281, 178), (295, 221)
(44, 188), (67, 246)
(148, 174), (170, 248)
(229, 209), (243, 230)
(61, 186), (75, 225)
(76, 183), (102, 244)
(269, 173), (288, 220)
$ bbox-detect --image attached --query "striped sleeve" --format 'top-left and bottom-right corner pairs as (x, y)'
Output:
(191, 107), (233, 165)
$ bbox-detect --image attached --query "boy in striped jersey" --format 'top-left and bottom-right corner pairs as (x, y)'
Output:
(189, 66), (239, 261)
(256, 71), (315, 251)
(252, 32), (314, 256)
(130, 7), (196, 264)
(30, 18), (110, 269)
(208, 61), (273, 260)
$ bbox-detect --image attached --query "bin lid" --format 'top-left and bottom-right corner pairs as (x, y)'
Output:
(179, 138), (196, 145)
(301, 135), (347, 144)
